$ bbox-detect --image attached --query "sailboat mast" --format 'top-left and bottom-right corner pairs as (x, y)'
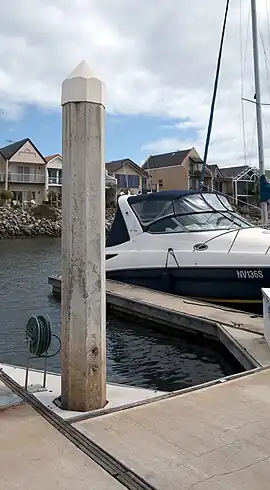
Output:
(250, 0), (268, 225)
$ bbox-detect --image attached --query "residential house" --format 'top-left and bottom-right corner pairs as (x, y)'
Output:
(207, 164), (232, 195)
(0, 138), (47, 203)
(105, 170), (117, 207)
(45, 154), (118, 207)
(220, 165), (259, 205)
(142, 148), (212, 191)
(106, 158), (150, 195)
(45, 154), (63, 202)
(0, 139), (119, 206)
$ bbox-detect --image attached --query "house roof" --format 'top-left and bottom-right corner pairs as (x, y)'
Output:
(220, 165), (250, 178)
(206, 164), (226, 178)
(207, 164), (220, 173)
(106, 158), (149, 177)
(0, 138), (28, 160)
(0, 138), (47, 163)
(45, 154), (62, 162)
(142, 149), (192, 170)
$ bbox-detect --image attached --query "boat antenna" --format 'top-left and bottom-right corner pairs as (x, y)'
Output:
(200, 0), (230, 190)
(250, 0), (269, 225)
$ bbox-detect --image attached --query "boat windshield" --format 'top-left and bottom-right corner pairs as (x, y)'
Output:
(130, 193), (252, 233)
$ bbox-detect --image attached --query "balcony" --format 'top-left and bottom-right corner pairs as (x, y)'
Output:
(48, 176), (62, 185)
(8, 173), (45, 184)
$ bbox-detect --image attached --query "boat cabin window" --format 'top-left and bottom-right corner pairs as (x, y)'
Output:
(130, 192), (252, 233)
(173, 193), (233, 214)
(148, 212), (250, 233)
(131, 199), (174, 225)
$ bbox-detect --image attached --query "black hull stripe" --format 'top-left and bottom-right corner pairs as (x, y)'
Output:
(107, 266), (270, 303)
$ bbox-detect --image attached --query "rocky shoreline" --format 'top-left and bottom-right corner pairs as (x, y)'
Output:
(0, 205), (116, 239)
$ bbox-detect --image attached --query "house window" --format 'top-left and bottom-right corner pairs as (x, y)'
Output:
(191, 179), (200, 190)
(158, 180), (164, 189)
(12, 191), (23, 202)
(115, 174), (140, 188)
(17, 166), (30, 182)
(48, 169), (57, 177)
(23, 191), (30, 201)
(116, 174), (128, 188)
(48, 168), (58, 184)
(128, 175), (139, 188)
(32, 191), (36, 200)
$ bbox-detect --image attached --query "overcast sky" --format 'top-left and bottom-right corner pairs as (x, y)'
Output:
(0, 0), (270, 166)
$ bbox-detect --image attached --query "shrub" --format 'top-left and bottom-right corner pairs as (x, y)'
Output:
(32, 203), (57, 221)
(1, 190), (14, 201)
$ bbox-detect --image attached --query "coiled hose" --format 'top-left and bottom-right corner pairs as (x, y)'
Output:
(25, 314), (60, 357)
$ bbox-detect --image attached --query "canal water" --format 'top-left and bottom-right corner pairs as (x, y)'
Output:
(0, 238), (242, 392)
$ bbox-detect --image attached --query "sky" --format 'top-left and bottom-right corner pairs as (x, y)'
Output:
(1, 0), (270, 168)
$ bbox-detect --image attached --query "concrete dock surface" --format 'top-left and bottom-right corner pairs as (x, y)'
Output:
(0, 381), (125, 490)
(75, 368), (270, 490)
(2, 368), (270, 488)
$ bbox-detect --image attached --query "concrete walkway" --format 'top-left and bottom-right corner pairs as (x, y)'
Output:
(75, 368), (270, 490)
(0, 381), (125, 490)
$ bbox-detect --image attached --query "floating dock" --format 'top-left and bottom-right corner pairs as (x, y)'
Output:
(2, 362), (270, 489)
(74, 367), (270, 490)
(48, 275), (270, 370)
(0, 375), (127, 490)
(1, 278), (270, 489)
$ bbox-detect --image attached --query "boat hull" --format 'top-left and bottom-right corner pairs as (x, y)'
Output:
(107, 266), (269, 314)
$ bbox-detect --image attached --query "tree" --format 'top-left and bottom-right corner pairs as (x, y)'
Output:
(0, 190), (14, 205)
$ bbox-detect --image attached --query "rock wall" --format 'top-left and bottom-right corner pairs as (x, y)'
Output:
(0, 205), (116, 239)
(0, 202), (263, 240)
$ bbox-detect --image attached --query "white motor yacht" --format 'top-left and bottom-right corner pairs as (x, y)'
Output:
(106, 190), (270, 312)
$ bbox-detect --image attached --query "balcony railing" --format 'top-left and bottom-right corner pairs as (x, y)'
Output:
(48, 176), (62, 185)
(7, 173), (45, 184)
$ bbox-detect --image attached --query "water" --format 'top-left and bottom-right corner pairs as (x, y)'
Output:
(0, 238), (242, 392)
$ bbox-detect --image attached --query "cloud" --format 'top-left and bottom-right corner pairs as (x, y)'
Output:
(0, 0), (270, 166)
